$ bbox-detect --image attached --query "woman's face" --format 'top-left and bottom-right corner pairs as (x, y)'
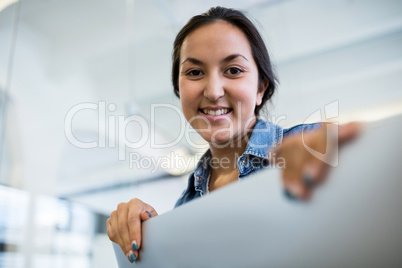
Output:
(179, 21), (267, 146)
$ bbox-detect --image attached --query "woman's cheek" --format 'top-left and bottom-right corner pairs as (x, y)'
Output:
(180, 80), (199, 100)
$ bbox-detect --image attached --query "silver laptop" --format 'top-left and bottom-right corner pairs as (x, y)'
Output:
(114, 114), (402, 267)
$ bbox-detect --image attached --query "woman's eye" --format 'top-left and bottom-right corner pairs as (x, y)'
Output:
(225, 68), (242, 75)
(186, 70), (203, 76)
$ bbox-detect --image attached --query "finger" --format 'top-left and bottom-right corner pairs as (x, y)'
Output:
(107, 217), (116, 243)
(137, 207), (158, 260)
(140, 208), (158, 222)
(302, 170), (315, 189)
(106, 217), (112, 238)
(129, 204), (158, 252)
(284, 180), (310, 201)
(338, 122), (363, 144)
(302, 159), (329, 187)
(116, 203), (132, 255)
(109, 211), (126, 255)
(126, 198), (145, 255)
(282, 172), (310, 201)
(107, 217), (135, 263)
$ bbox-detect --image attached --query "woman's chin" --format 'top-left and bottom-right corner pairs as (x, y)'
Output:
(204, 134), (236, 148)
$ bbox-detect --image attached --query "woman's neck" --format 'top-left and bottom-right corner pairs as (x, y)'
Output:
(208, 118), (257, 176)
(209, 140), (247, 174)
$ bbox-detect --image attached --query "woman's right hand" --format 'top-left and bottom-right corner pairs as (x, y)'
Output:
(107, 198), (158, 263)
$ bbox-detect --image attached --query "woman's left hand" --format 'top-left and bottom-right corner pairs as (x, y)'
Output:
(270, 122), (362, 200)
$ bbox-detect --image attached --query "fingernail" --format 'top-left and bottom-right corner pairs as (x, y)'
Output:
(131, 252), (136, 262)
(127, 251), (136, 263)
(132, 240), (138, 251)
(303, 173), (315, 188)
(283, 189), (298, 201)
(146, 210), (152, 218)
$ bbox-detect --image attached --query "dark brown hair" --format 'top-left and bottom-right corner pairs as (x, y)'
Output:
(172, 6), (277, 116)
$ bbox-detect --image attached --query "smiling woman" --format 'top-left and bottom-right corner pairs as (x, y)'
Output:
(106, 6), (361, 264)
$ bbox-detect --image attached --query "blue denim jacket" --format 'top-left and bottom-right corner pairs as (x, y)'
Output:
(174, 119), (321, 208)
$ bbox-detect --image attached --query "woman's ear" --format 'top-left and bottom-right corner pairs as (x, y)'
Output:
(256, 78), (269, 106)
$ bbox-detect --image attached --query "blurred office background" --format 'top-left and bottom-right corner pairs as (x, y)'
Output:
(0, 0), (401, 267)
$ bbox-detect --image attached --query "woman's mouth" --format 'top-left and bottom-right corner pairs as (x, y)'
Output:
(200, 108), (232, 116)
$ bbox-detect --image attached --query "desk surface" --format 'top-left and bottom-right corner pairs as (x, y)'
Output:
(114, 115), (402, 268)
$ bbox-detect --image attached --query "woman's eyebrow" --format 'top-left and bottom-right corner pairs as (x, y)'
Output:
(181, 54), (248, 66)
(220, 54), (248, 64)
(181, 57), (203, 66)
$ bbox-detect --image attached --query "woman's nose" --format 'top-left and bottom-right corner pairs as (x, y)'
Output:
(203, 73), (224, 101)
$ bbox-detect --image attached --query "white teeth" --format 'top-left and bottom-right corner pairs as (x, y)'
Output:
(202, 108), (229, 116)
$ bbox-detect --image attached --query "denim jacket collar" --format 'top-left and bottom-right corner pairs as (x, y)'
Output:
(243, 119), (283, 159)
(192, 119), (283, 195)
